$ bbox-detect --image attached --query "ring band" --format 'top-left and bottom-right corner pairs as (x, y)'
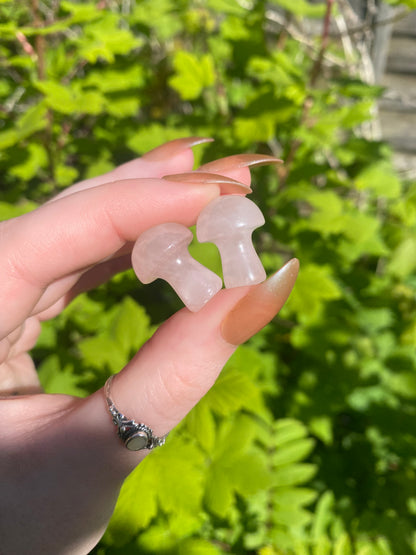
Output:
(105, 375), (167, 451)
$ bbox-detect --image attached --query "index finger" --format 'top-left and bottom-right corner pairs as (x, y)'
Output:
(0, 178), (219, 337)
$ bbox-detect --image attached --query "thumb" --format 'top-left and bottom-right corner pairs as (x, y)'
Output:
(73, 258), (299, 471)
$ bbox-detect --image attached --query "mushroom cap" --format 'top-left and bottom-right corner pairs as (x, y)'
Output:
(132, 223), (193, 283)
(196, 195), (265, 243)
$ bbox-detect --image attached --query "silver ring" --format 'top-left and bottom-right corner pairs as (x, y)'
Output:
(104, 375), (167, 451)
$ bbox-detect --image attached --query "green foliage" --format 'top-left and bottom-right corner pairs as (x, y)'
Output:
(169, 51), (216, 100)
(2, 0), (416, 553)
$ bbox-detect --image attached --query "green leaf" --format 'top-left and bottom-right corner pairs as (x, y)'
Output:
(234, 114), (277, 145)
(221, 16), (250, 40)
(274, 463), (317, 487)
(108, 440), (205, 544)
(232, 449), (273, 496)
(0, 200), (37, 220)
(311, 491), (334, 540)
(0, 103), (48, 149)
(169, 51), (215, 100)
(186, 401), (216, 453)
(60, 0), (101, 23)
(127, 123), (194, 154)
(77, 334), (125, 374)
(84, 152), (114, 179)
(132, 0), (183, 40)
(110, 297), (153, 357)
(247, 52), (303, 87)
(84, 66), (145, 93)
(0, 22), (17, 37)
(269, 0), (326, 17)
(37, 355), (86, 396)
(214, 414), (258, 461)
(309, 416), (333, 445)
(105, 97), (141, 117)
(274, 487), (318, 508)
(287, 264), (342, 323)
(106, 456), (159, 544)
(34, 80), (79, 114)
(384, 0), (416, 8)
(273, 419), (309, 447)
(205, 462), (234, 517)
(77, 90), (106, 115)
(207, 0), (247, 15)
(55, 164), (79, 187)
(357, 308), (394, 334)
(388, 236), (416, 278)
(355, 161), (402, 199)
(273, 438), (315, 467)
(272, 505), (313, 528)
(179, 538), (222, 555)
(189, 228), (222, 277)
(388, 371), (416, 399)
(205, 447), (272, 516)
(203, 368), (264, 416)
(77, 297), (154, 373)
(339, 100), (375, 128)
(0, 129), (18, 150)
(334, 532), (353, 555)
(9, 143), (48, 180)
(154, 441), (205, 516)
(298, 190), (345, 237)
(313, 535), (332, 555)
(78, 15), (143, 63)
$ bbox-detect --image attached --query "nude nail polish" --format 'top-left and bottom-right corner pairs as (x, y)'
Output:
(221, 258), (299, 345)
(199, 153), (283, 172)
(163, 172), (252, 195)
(143, 137), (214, 161)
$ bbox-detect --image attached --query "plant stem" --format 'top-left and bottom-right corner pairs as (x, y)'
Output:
(310, 0), (335, 87)
(30, 0), (56, 189)
(278, 0), (335, 187)
(30, 0), (45, 80)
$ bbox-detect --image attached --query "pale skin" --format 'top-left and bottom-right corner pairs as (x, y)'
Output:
(0, 139), (298, 555)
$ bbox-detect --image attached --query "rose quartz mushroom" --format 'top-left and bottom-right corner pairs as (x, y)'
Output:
(196, 195), (267, 289)
(132, 223), (222, 312)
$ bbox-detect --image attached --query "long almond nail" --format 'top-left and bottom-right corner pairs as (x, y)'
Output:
(163, 172), (252, 195)
(143, 137), (214, 161)
(221, 258), (299, 345)
(199, 153), (283, 172)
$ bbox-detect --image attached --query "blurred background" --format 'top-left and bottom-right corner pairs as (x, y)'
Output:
(1, 1), (416, 553)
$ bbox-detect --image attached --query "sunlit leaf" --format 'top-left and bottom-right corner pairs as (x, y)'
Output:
(274, 464), (317, 487)
(169, 51), (215, 100)
(355, 161), (402, 199)
(269, 0), (326, 17)
(37, 355), (86, 396)
(286, 264), (342, 323)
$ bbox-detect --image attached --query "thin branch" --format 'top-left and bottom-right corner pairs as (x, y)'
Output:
(310, 0), (335, 86)
(265, 10), (348, 72)
(278, 0), (335, 187)
(29, 0), (46, 80)
(334, 8), (409, 38)
(30, 0), (56, 186)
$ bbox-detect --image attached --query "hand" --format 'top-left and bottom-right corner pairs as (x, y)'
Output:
(0, 138), (298, 555)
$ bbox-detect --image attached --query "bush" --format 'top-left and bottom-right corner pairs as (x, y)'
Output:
(1, 0), (416, 553)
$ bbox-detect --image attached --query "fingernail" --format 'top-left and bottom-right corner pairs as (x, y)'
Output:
(163, 172), (252, 195)
(199, 153), (283, 172)
(143, 137), (214, 161)
(221, 258), (299, 345)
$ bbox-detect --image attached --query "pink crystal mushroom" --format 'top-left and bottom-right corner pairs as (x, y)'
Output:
(132, 223), (222, 312)
(196, 195), (267, 289)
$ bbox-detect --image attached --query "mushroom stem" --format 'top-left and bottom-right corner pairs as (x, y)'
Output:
(216, 234), (266, 289)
